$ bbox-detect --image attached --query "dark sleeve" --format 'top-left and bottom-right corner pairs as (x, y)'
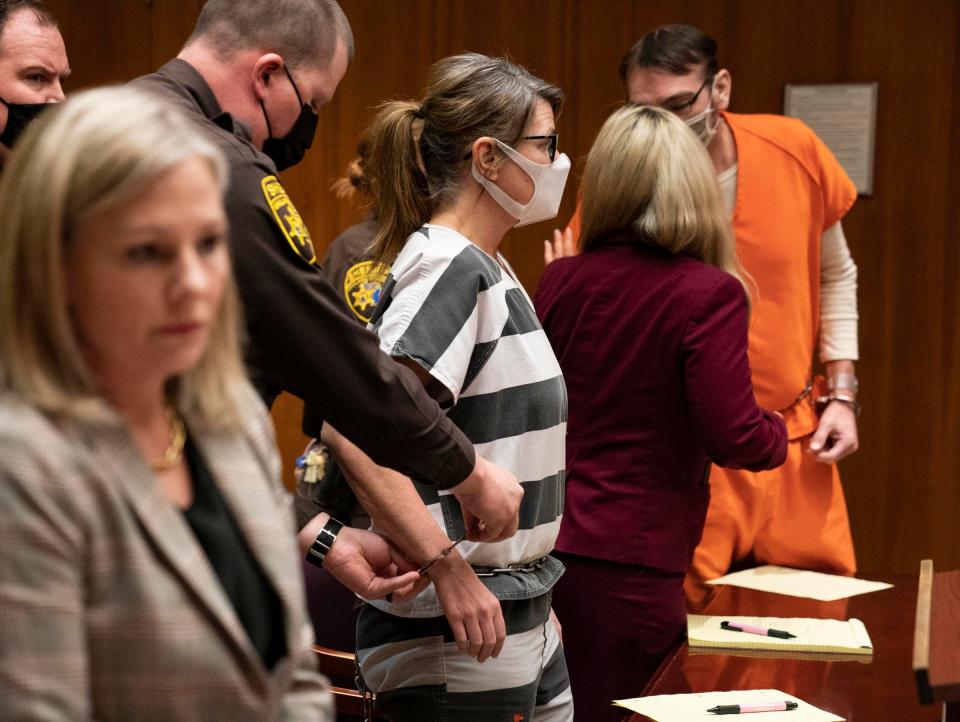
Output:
(319, 219), (377, 295)
(226, 161), (475, 490)
(681, 273), (787, 470)
(318, 231), (351, 290)
(302, 221), (377, 438)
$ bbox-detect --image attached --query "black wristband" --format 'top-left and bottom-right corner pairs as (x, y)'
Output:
(305, 517), (344, 568)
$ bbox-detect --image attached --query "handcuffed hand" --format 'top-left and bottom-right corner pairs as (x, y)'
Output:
(430, 554), (506, 663)
(809, 401), (859, 464)
(451, 455), (523, 543)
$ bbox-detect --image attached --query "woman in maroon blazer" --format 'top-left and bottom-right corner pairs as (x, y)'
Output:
(535, 105), (787, 721)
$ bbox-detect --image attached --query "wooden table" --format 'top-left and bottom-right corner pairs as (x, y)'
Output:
(626, 575), (939, 722)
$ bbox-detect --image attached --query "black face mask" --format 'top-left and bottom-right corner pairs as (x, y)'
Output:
(0, 96), (49, 148)
(260, 65), (318, 171)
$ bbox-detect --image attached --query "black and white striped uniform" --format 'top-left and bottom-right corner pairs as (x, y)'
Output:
(358, 224), (572, 721)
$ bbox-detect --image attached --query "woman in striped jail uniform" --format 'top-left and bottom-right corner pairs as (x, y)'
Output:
(322, 53), (574, 721)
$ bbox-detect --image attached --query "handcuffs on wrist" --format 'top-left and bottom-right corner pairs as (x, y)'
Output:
(814, 392), (861, 418)
(418, 534), (466, 576)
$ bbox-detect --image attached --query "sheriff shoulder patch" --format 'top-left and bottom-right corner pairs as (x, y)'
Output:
(261, 175), (316, 265)
(343, 259), (389, 323)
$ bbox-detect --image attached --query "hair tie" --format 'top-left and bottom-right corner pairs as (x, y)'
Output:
(413, 105), (424, 120)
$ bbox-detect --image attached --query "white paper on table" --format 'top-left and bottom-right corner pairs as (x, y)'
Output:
(613, 688), (844, 722)
(706, 565), (892, 601)
(686, 614), (873, 655)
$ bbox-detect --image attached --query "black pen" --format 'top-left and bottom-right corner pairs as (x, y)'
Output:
(707, 701), (799, 714)
(721, 620), (796, 639)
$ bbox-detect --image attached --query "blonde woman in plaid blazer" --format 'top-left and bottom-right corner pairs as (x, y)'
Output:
(0, 87), (337, 721)
(0, 384), (332, 721)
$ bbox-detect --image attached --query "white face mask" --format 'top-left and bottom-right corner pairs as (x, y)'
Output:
(471, 138), (571, 228)
(684, 87), (719, 146)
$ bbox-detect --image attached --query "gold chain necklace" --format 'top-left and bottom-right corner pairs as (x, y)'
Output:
(151, 405), (186, 472)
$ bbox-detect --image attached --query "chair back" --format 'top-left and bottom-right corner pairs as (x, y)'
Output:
(313, 644), (384, 721)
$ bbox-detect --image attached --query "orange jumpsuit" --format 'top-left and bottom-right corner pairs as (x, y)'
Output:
(564, 112), (858, 605)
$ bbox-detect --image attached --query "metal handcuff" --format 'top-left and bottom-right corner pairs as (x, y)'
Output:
(417, 536), (549, 578)
(471, 556), (550, 578)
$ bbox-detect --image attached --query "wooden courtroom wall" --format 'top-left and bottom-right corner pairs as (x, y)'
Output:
(44, 0), (960, 576)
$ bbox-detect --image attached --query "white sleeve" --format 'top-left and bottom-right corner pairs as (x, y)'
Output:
(373, 236), (483, 404)
(819, 220), (859, 362)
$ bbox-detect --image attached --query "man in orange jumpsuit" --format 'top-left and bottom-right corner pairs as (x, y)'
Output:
(551, 24), (860, 606)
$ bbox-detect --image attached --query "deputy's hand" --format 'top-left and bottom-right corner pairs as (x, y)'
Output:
(543, 227), (576, 266)
(429, 554), (505, 662)
(301, 514), (428, 601)
(809, 401), (859, 464)
(451, 455), (523, 543)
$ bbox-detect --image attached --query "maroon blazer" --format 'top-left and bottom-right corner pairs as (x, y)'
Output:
(535, 242), (787, 573)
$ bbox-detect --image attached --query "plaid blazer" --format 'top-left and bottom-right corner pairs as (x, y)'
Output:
(0, 388), (332, 722)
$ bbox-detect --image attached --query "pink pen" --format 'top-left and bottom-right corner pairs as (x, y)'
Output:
(721, 620), (796, 639)
(707, 701), (799, 714)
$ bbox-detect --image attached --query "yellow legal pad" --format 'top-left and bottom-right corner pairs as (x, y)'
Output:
(686, 615), (874, 656)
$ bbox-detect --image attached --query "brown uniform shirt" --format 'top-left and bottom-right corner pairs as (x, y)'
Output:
(300, 220), (382, 527)
(132, 60), (474, 490)
(320, 217), (382, 323)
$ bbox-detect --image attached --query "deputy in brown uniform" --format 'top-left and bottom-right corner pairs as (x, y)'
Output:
(132, 0), (523, 597)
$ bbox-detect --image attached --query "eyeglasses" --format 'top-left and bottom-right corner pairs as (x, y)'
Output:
(663, 76), (713, 116)
(522, 134), (558, 162)
(462, 134), (559, 162)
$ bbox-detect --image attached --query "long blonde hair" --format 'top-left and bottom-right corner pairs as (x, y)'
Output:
(0, 86), (250, 429)
(364, 52), (564, 266)
(579, 105), (750, 302)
